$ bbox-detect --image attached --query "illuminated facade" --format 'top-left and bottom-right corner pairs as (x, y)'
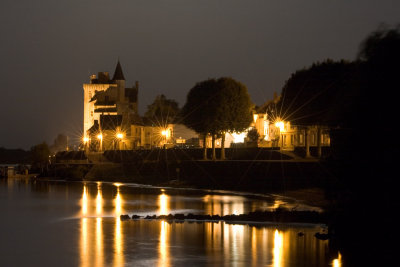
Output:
(83, 61), (139, 141)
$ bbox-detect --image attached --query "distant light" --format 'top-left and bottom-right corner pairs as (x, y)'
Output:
(116, 133), (124, 139)
(161, 129), (171, 139)
(275, 121), (285, 132)
(83, 137), (89, 143)
(232, 132), (246, 143)
(97, 134), (103, 140)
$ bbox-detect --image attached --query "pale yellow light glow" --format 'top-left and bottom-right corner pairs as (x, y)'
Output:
(273, 229), (283, 267)
(83, 137), (89, 143)
(333, 252), (342, 267)
(82, 185), (88, 216)
(275, 121), (285, 132)
(116, 133), (124, 139)
(263, 121), (269, 140)
(253, 114), (258, 123)
(161, 128), (171, 139)
(232, 132), (246, 143)
(158, 193), (169, 215)
(97, 134), (103, 140)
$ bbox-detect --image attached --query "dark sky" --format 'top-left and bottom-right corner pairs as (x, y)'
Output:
(1, 0), (398, 149)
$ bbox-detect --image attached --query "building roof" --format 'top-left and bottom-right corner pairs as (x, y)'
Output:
(112, 61), (125, 81)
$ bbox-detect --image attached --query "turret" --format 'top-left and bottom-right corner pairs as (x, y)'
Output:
(112, 60), (126, 103)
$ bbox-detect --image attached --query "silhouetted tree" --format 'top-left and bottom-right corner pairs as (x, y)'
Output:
(145, 94), (180, 125)
(50, 133), (68, 153)
(181, 78), (253, 160)
(215, 77), (253, 159)
(277, 59), (360, 157)
(30, 142), (50, 173)
(181, 79), (219, 160)
(246, 127), (260, 142)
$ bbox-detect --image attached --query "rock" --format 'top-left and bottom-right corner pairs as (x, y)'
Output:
(314, 232), (329, 240)
(131, 214), (141, 219)
(120, 214), (130, 221)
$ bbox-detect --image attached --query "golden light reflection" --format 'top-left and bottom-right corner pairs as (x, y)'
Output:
(158, 221), (170, 267)
(114, 217), (124, 266)
(273, 229), (283, 267)
(158, 193), (169, 215)
(96, 218), (103, 267)
(80, 218), (88, 267)
(333, 252), (342, 267)
(203, 195), (245, 216)
(251, 227), (258, 267)
(82, 185), (88, 216)
(115, 186), (122, 216)
(96, 183), (102, 215)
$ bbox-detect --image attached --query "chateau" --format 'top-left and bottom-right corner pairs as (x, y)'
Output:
(83, 61), (197, 151)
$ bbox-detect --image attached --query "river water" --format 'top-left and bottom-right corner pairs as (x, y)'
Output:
(0, 178), (341, 266)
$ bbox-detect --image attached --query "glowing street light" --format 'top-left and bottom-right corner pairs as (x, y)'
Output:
(116, 133), (124, 139)
(97, 133), (103, 152)
(275, 121), (285, 132)
(83, 137), (89, 143)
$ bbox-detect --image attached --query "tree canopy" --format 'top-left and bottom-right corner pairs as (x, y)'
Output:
(181, 77), (253, 159)
(144, 94), (180, 125)
(181, 77), (253, 135)
(277, 59), (360, 127)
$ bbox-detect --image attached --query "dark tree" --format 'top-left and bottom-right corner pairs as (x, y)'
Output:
(145, 94), (180, 126)
(30, 142), (50, 173)
(278, 59), (360, 127)
(50, 133), (68, 153)
(214, 77), (253, 159)
(181, 78), (253, 160)
(277, 59), (360, 157)
(181, 79), (219, 160)
(246, 127), (260, 142)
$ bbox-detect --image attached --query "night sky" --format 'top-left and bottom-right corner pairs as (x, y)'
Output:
(1, 0), (398, 149)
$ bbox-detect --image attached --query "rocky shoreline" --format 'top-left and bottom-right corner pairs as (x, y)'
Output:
(119, 208), (330, 240)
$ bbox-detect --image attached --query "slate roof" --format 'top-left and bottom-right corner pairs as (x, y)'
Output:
(112, 61), (125, 81)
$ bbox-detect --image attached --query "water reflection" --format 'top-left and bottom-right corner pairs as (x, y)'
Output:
(96, 183), (102, 215)
(158, 192), (169, 215)
(333, 252), (342, 267)
(158, 221), (170, 267)
(114, 217), (124, 266)
(73, 182), (329, 266)
(82, 185), (88, 216)
(203, 195), (245, 215)
(96, 218), (103, 267)
(274, 229), (284, 267)
(114, 185), (122, 216)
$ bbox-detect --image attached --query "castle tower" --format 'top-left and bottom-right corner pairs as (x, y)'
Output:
(112, 60), (126, 103)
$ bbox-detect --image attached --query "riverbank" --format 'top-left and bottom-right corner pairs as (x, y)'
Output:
(45, 159), (332, 209)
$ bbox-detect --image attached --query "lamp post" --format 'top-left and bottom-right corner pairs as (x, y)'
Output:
(83, 136), (89, 153)
(116, 133), (124, 150)
(97, 133), (103, 152)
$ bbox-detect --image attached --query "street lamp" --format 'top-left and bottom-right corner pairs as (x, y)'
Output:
(116, 132), (124, 150)
(97, 133), (103, 151)
(83, 136), (90, 152)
